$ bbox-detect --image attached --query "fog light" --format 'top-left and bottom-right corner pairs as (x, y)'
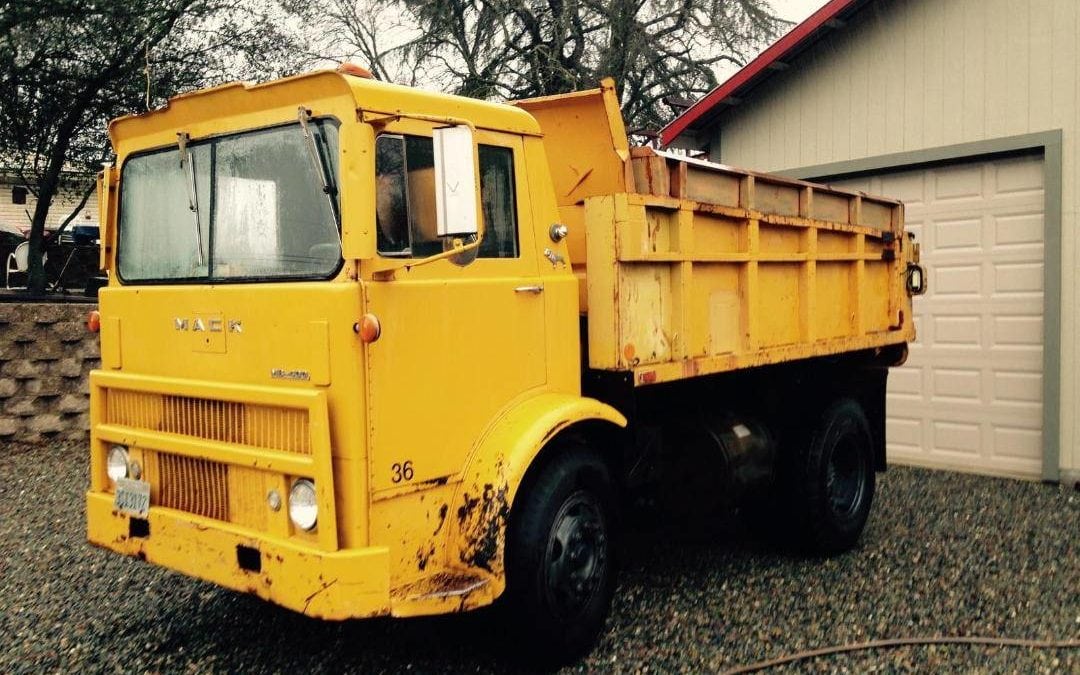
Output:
(107, 445), (129, 482)
(288, 479), (318, 531)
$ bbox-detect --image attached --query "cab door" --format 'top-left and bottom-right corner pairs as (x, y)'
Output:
(363, 126), (547, 494)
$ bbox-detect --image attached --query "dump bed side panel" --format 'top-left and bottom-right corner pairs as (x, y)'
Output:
(586, 152), (915, 385)
(516, 82), (917, 385)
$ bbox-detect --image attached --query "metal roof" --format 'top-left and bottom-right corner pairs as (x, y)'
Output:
(659, 0), (874, 146)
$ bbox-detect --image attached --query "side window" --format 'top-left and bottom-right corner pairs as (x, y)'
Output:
(375, 134), (519, 258)
(477, 145), (518, 258)
(375, 135), (440, 257)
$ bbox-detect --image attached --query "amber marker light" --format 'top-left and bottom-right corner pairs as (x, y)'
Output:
(337, 63), (373, 79)
(357, 313), (381, 343)
(87, 310), (101, 333)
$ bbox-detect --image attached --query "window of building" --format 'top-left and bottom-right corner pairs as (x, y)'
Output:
(11, 186), (27, 205)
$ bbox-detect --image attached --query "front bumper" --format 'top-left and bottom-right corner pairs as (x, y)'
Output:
(87, 492), (390, 619)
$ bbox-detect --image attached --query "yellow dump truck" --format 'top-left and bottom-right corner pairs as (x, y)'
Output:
(87, 70), (923, 662)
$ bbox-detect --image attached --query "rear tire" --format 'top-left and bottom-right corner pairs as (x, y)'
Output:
(504, 445), (616, 666)
(785, 397), (875, 554)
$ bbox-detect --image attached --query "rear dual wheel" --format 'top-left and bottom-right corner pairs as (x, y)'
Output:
(785, 397), (876, 554)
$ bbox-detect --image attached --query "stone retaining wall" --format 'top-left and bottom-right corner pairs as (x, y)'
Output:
(0, 303), (99, 443)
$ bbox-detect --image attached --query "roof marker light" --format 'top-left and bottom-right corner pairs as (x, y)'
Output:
(337, 63), (373, 79)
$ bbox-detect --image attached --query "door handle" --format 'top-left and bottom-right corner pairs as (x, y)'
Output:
(514, 284), (544, 294)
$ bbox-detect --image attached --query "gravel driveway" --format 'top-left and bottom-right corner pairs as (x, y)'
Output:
(1, 442), (1077, 673)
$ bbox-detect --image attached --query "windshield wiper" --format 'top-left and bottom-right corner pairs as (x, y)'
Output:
(177, 132), (205, 265)
(298, 107), (342, 235)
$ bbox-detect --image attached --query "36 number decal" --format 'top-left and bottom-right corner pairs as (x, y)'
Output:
(391, 461), (414, 483)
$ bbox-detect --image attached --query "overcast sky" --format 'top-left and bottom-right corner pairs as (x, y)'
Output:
(713, 0), (828, 80)
(772, 0), (829, 23)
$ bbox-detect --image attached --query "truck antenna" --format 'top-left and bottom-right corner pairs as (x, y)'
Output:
(144, 43), (151, 111)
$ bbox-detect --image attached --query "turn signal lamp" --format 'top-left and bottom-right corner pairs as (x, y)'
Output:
(87, 310), (101, 333)
(357, 313), (381, 343)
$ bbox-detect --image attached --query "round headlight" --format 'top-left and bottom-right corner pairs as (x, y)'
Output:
(107, 445), (129, 482)
(288, 479), (318, 531)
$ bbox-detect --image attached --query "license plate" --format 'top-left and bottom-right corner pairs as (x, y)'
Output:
(114, 478), (151, 517)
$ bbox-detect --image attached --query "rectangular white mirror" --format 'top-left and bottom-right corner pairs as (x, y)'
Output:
(432, 125), (480, 237)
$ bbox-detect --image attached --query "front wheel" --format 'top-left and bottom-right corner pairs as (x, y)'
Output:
(786, 397), (876, 554)
(503, 445), (616, 665)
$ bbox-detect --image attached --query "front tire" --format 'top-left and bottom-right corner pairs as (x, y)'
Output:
(504, 445), (616, 665)
(786, 397), (876, 554)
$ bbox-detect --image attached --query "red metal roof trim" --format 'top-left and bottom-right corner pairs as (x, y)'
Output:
(659, 0), (860, 146)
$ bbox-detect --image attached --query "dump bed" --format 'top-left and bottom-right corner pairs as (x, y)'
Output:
(515, 81), (917, 386)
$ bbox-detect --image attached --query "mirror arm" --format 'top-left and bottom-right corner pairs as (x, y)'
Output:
(370, 236), (483, 279)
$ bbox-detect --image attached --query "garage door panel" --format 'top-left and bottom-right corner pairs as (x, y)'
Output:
(992, 315), (1043, 346)
(886, 416), (923, 449)
(933, 265), (982, 295)
(934, 218), (983, 250)
(832, 154), (1045, 478)
(930, 368), (982, 401)
(876, 173), (925, 204)
(889, 366), (923, 396)
(993, 262), (1043, 294)
(911, 202), (1038, 221)
(932, 420), (982, 454)
(992, 156), (1044, 194)
(932, 164), (984, 202)
(931, 315), (981, 346)
(992, 371), (1042, 404)
(994, 212), (1044, 246)
(886, 394), (1040, 416)
(927, 252), (1042, 272)
(991, 427), (1042, 460)
(908, 350), (1039, 372)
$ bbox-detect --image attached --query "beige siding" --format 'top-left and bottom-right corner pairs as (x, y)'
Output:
(0, 179), (99, 233)
(713, 0), (1078, 476)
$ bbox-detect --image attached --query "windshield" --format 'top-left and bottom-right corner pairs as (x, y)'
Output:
(118, 121), (341, 282)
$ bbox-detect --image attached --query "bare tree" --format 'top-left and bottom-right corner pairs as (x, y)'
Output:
(282, 0), (428, 85)
(0, 0), (303, 294)
(291, 0), (788, 130)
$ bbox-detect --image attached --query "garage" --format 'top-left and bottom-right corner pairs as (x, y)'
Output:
(660, 0), (1074, 483)
(826, 155), (1046, 478)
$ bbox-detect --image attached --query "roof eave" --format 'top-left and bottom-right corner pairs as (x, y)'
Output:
(659, 0), (865, 146)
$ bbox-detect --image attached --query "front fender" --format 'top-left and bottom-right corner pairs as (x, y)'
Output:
(447, 393), (626, 585)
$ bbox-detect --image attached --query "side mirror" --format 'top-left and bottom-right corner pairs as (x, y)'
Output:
(98, 162), (117, 272)
(432, 125), (480, 238)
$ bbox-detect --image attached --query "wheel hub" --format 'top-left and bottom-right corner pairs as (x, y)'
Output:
(826, 435), (866, 518)
(544, 491), (607, 618)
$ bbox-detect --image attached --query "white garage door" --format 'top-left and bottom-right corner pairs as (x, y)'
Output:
(829, 155), (1045, 478)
